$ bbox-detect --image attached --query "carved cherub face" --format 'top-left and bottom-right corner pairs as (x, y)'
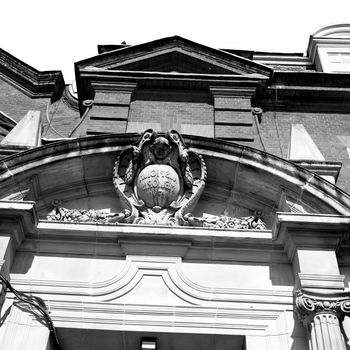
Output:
(151, 137), (171, 160)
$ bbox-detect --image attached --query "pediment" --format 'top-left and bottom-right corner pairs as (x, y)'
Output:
(77, 36), (272, 77)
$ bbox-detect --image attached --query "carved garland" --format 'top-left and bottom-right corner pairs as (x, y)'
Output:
(46, 129), (266, 230)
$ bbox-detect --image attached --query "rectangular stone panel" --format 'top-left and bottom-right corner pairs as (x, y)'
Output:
(214, 97), (251, 110)
(94, 92), (133, 105)
(215, 110), (253, 125)
(89, 105), (129, 120)
(87, 119), (127, 134)
(215, 124), (254, 140)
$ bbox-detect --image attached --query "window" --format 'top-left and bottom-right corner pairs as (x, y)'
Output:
(325, 51), (350, 72)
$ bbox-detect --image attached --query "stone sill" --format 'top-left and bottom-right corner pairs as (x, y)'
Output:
(21, 221), (284, 262)
(36, 220), (273, 242)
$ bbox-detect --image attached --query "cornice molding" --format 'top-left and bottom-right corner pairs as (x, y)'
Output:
(0, 200), (37, 246)
(25, 220), (277, 263)
(273, 212), (350, 245)
(77, 36), (273, 77)
(14, 298), (288, 338)
(0, 49), (64, 100)
(11, 255), (293, 305)
(292, 161), (342, 183)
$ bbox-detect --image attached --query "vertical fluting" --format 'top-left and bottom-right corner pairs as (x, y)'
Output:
(308, 313), (347, 350)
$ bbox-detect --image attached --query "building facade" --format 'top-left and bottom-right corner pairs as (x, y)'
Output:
(0, 24), (350, 349)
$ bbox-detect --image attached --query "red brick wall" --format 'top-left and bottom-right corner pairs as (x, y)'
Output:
(0, 78), (49, 122)
(0, 78), (80, 138)
(2, 74), (350, 193)
(254, 111), (350, 192)
(42, 98), (80, 138)
(127, 89), (214, 137)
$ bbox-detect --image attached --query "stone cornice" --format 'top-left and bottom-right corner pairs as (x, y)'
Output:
(0, 49), (64, 100)
(295, 289), (350, 324)
(0, 200), (37, 246)
(76, 69), (269, 113)
(77, 36), (273, 76)
(209, 85), (258, 98)
(274, 213), (350, 260)
(18, 299), (288, 336)
(257, 71), (350, 112)
(292, 161), (342, 183)
(79, 69), (268, 93)
(30, 220), (277, 263)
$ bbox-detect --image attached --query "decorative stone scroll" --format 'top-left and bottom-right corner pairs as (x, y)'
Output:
(47, 206), (131, 224)
(46, 129), (267, 229)
(295, 289), (350, 350)
(113, 129), (207, 226)
(183, 213), (266, 230)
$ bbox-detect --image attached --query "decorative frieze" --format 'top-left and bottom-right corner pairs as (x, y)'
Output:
(183, 213), (266, 230)
(46, 129), (266, 229)
(47, 206), (131, 224)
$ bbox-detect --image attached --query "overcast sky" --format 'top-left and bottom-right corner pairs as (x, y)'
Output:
(1, 0), (350, 83)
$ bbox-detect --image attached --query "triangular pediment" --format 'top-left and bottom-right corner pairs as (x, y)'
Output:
(77, 36), (272, 76)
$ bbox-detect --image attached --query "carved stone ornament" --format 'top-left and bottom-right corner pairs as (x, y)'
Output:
(295, 289), (350, 350)
(183, 213), (266, 230)
(113, 129), (206, 225)
(295, 289), (350, 324)
(46, 129), (267, 229)
(47, 205), (131, 224)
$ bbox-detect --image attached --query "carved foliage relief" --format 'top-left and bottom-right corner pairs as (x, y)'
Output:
(47, 129), (266, 230)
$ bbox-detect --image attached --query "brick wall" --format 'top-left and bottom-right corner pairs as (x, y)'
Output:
(0, 78), (80, 138)
(2, 74), (350, 193)
(254, 111), (350, 192)
(42, 97), (80, 138)
(127, 89), (214, 137)
(0, 78), (49, 122)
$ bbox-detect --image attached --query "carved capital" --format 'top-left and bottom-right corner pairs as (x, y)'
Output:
(295, 289), (350, 325)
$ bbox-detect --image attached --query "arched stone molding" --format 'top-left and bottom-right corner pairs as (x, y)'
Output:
(7, 255), (294, 349)
(0, 134), (349, 225)
(308, 23), (350, 72)
(10, 255), (293, 306)
(311, 23), (350, 38)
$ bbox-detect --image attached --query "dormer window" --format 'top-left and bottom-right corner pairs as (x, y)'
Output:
(307, 23), (350, 73)
(326, 51), (350, 72)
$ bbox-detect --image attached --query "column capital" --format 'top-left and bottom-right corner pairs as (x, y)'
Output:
(295, 289), (350, 324)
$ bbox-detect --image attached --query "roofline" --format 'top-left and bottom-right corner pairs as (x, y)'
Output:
(76, 35), (273, 76)
(0, 48), (65, 100)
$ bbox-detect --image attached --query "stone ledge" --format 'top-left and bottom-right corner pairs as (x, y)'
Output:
(0, 201), (37, 245)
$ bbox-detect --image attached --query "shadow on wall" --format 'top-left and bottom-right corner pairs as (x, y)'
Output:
(269, 263), (294, 287)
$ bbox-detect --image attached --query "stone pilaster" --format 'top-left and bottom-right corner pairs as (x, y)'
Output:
(275, 213), (349, 291)
(0, 201), (37, 309)
(87, 82), (137, 135)
(209, 85), (257, 144)
(295, 289), (350, 350)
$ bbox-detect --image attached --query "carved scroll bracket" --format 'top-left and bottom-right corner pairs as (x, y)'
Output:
(296, 289), (350, 323)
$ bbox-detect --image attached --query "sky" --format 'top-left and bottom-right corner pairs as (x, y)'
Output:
(1, 0), (350, 83)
